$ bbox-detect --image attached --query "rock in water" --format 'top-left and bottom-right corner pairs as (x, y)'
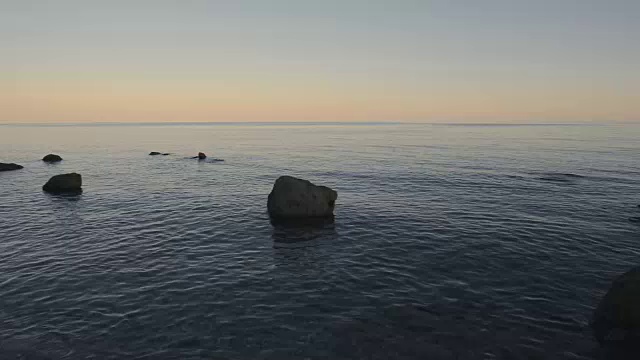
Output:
(198, 152), (206, 160)
(592, 267), (640, 348)
(267, 176), (337, 221)
(43, 173), (82, 193)
(149, 152), (161, 155)
(42, 154), (63, 162)
(0, 163), (23, 172)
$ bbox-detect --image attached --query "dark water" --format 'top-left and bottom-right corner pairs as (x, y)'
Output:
(1, 123), (639, 359)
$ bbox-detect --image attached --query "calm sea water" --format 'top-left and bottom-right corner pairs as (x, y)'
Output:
(1, 123), (639, 359)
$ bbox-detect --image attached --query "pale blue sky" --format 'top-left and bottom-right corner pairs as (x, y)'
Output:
(2, 0), (639, 122)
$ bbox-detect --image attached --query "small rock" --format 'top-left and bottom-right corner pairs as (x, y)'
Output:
(42, 154), (63, 163)
(592, 267), (640, 348)
(162, 153), (170, 156)
(149, 152), (161, 156)
(0, 163), (23, 172)
(198, 152), (206, 160)
(43, 173), (82, 194)
(267, 176), (337, 222)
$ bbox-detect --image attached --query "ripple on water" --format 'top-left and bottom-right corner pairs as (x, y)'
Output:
(1, 123), (640, 359)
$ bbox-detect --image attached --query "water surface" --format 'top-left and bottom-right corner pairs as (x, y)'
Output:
(1, 123), (639, 359)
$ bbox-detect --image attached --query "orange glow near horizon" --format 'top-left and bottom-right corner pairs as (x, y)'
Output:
(2, 1), (639, 123)
(3, 72), (638, 123)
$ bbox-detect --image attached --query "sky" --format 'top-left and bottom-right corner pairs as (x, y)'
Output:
(1, 0), (639, 123)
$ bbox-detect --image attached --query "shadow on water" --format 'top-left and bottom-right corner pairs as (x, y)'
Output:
(505, 171), (588, 184)
(186, 157), (224, 163)
(43, 190), (83, 201)
(536, 172), (586, 183)
(271, 216), (338, 248)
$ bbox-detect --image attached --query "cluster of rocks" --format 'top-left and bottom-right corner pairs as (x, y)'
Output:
(3, 154), (339, 224)
(9, 150), (640, 356)
(1, 153), (80, 193)
(1, 154), (80, 193)
(149, 151), (208, 160)
(155, 152), (339, 224)
(2, 153), (63, 171)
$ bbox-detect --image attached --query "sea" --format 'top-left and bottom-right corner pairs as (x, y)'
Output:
(0, 122), (639, 359)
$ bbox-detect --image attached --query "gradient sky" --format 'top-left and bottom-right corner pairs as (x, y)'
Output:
(2, 0), (639, 123)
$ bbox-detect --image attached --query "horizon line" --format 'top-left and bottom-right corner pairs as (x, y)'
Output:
(1, 120), (639, 127)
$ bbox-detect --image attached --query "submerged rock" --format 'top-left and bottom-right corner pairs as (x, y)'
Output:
(0, 163), (23, 172)
(190, 152), (207, 160)
(42, 154), (63, 163)
(43, 173), (82, 194)
(149, 152), (161, 155)
(592, 267), (640, 348)
(267, 176), (337, 222)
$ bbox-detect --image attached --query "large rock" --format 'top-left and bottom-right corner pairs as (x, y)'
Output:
(198, 152), (206, 160)
(43, 173), (82, 193)
(42, 154), (63, 163)
(592, 267), (640, 348)
(267, 176), (337, 221)
(0, 163), (23, 172)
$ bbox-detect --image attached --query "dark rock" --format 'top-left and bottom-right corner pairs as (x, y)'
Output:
(592, 267), (640, 349)
(0, 163), (23, 172)
(198, 152), (206, 160)
(162, 153), (170, 156)
(267, 176), (337, 222)
(149, 152), (161, 155)
(42, 154), (63, 162)
(43, 173), (82, 194)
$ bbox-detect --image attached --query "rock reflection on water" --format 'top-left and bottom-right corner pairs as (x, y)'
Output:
(44, 190), (83, 199)
(271, 217), (337, 248)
